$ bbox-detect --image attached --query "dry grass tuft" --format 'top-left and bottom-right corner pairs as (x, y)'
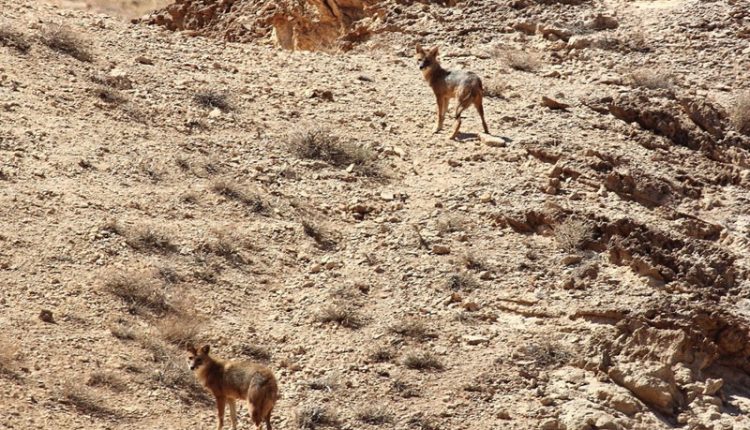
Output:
(407, 414), (440, 430)
(356, 406), (393, 425)
(87, 371), (127, 392)
(403, 351), (444, 371)
(193, 89), (234, 112)
(103, 271), (170, 315)
(515, 341), (573, 368)
(200, 228), (248, 265)
(494, 47), (541, 72)
(389, 317), (436, 341)
(60, 383), (116, 417)
(554, 218), (593, 253)
(110, 324), (137, 341)
(730, 91), (750, 136)
(367, 346), (395, 363)
(296, 405), (340, 430)
(446, 272), (478, 291)
(302, 220), (337, 250)
(40, 25), (93, 62)
(211, 180), (267, 212)
(125, 225), (177, 254)
(92, 86), (127, 106)
(288, 126), (378, 174)
(317, 304), (364, 329)
(391, 379), (420, 398)
(307, 373), (339, 391)
(628, 68), (674, 91)
(157, 313), (203, 348)
(152, 356), (212, 405)
(461, 252), (486, 271)
(238, 344), (272, 362)
(0, 25), (31, 53)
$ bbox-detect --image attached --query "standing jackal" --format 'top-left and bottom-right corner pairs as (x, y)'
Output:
(415, 44), (489, 139)
(188, 344), (279, 430)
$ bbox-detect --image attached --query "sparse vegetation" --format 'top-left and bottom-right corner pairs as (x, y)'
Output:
(125, 225), (177, 254)
(445, 272), (478, 291)
(60, 383), (116, 417)
(391, 379), (420, 398)
(110, 324), (137, 341)
(92, 86), (127, 106)
(730, 92), (750, 136)
(0, 25), (31, 53)
(356, 406), (393, 425)
(307, 373), (338, 391)
(180, 191), (200, 205)
(317, 304), (363, 329)
(302, 220), (337, 250)
(288, 126), (378, 174)
(211, 179), (267, 212)
(554, 218), (593, 253)
(152, 356), (212, 405)
(403, 351), (444, 371)
(368, 346), (395, 363)
(494, 47), (541, 72)
(103, 271), (170, 315)
(157, 313), (203, 348)
(87, 371), (127, 392)
(239, 344), (271, 362)
(200, 228), (248, 265)
(193, 89), (234, 112)
(628, 68), (674, 91)
(461, 252), (486, 271)
(389, 317), (436, 341)
(514, 341), (573, 368)
(40, 25), (93, 62)
(407, 414), (440, 430)
(296, 405), (340, 430)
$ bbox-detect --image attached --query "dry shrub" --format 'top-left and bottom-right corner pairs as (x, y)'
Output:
(296, 405), (340, 430)
(730, 92), (750, 136)
(407, 414), (440, 430)
(356, 406), (393, 425)
(302, 220), (337, 250)
(514, 341), (573, 368)
(288, 126), (378, 174)
(403, 351), (444, 371)
(445, 272), (478, 291)
(0, 25), (31, 53)
(87, 371), (127, 392)
(157, 313), (204, 348)
(367, 347), (395, 363)
(180, 191), (200, 205)
(193, 89), (234, 112)
(461, 252), (486, 271)
(495, 47), (541, 72)
(628, 68), (674, 91)
(40, 25), (93, 62)
(211, 180), (267, 212)
(391, 379), (420, 398)
(389, 317), (436, 341)
(317, 304), (363, 329)
(307, 373), (339, 391)
(125, 225), (177, 254)
(238, 344), (271, 362)
(103, 271), (170, 315)
(92, 86), (127, 106)
(200, 228), (248, 265)
(60, 383), (117, 417)
(554, 218), (592, 253)
(152, 355), (212, 405)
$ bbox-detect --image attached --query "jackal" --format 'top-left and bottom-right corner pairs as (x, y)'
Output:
(187, 344), (279, 430)
(415, 44), (489, 139)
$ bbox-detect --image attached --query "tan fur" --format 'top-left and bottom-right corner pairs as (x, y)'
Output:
(188, 344), (279, 430)
(415, 44), (489, 139)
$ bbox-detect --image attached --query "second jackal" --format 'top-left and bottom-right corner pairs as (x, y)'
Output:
(415, 44), (489, 139)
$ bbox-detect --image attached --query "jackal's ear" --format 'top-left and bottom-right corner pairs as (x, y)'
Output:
(200, 344), (210, 355)
(415, 43), (424, 55)
(428, 46), (439, 58)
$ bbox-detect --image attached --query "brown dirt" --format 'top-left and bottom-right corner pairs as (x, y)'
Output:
(2, 0), (750, 429)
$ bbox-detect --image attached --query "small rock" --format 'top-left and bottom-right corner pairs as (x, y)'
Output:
(542, 96), (570, 110)
(208, 108), (222, 118)
(380, 191), (395, 201)
(432, 244), (451, 255)
(464, 335), (490, 345)
(134, 55), (154, 65)
(479, 193), (493, 203)
(39, 309), (55, 324)
(309, 264), (323, 274)
(561, 254), (582, 266)
(540, 418), (561, 430)
(479, 133), (507, 147)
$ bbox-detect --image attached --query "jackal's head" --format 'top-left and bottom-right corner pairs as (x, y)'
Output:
(415, 44), (439, 71)
(186, 344), (211, 371)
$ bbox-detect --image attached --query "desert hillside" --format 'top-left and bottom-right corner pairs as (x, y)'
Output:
(1, 0), (750, 429)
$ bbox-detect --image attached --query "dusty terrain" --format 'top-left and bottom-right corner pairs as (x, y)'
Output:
(1, 0), (750, 429)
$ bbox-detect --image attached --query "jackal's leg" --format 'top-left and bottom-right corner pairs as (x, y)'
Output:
(434, 95), (445, 133)
(228, 399), (238, 430)
(450, 99), (470, 140)
(216, 396), (227, 430)
(265, 416), (273, 430)
(474, 95), (489, 134)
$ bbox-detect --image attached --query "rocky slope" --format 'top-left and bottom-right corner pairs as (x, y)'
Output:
(1, 0), (750, 429)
